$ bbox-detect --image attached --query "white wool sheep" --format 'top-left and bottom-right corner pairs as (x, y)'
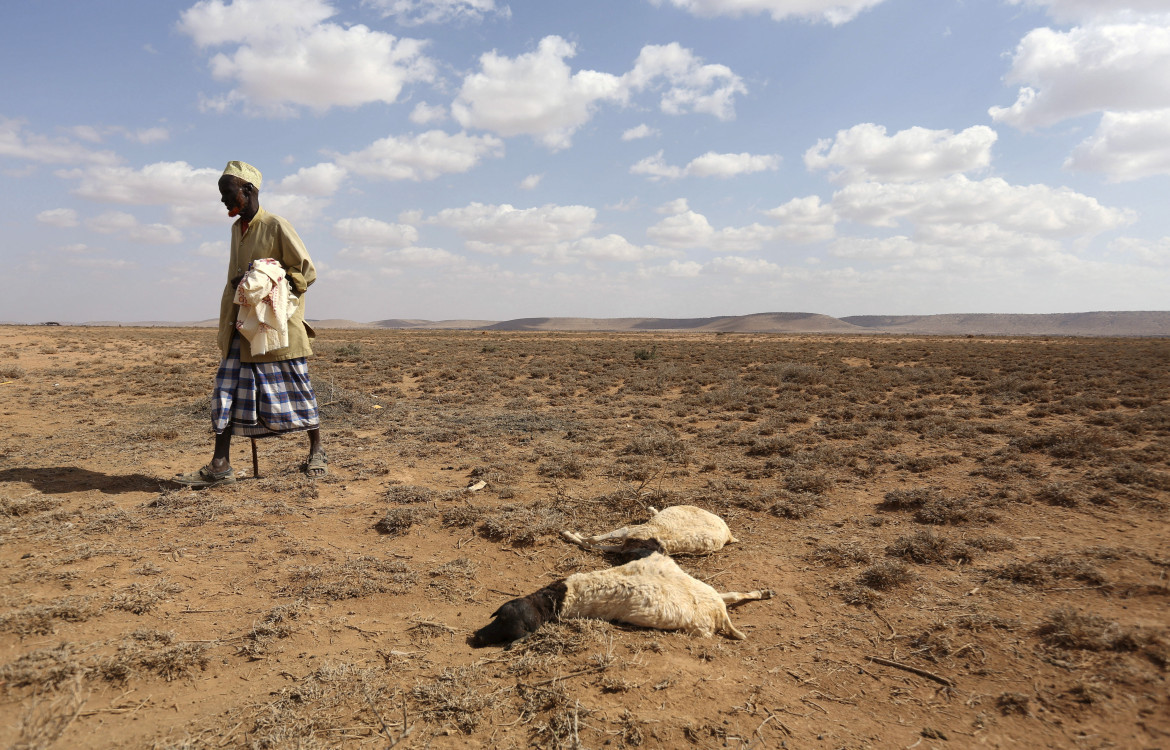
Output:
(561, 505), (738, 556)
(471, 550), (772, 645)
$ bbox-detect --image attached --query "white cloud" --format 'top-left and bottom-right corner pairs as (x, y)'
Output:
(332, 130), (504, 181)
(631, 149), (779, 180)
(569, 234), (676, 262)
(989, 23), (1170, 131)
(1109, 235), (1170, 264)
(705, 256), (784, 274)
(452, 36), (745, 149)
(1006, 0), (1170, 24)
(452, 36), (626, 150)
(804, 123), (996, 183)
(622, 124), (659, 141)
(623, 43), (747, 120)
(649, 197), (834, 250)
(430, 202), (597, 252)
(272, 162), (347, 195)
(641, 259), (703, 278)
(362, 0), (509, 25)
(37, 208), (79, 228)
(129, 127), (170, 144)
(333, 216), (419, 247)
(832, 175), (1135, 237)
(1065, 108), (1170, 180)
(87, 211), (183, 244)
(409, 101), (447, 125)
(519, 173), (543, 190)
(646, 208), (715, 247)
(178, 0), (436, 114)
(648, 0), (888, 25)
(0, 118), (119, 165)
(194, 240), (229, 258)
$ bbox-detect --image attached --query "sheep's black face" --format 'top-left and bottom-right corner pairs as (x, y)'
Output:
(617, 537), (666, 561)
(470, 581), (566, 647)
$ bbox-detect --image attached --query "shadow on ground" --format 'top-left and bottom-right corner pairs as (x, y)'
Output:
(0, 467), (163, 495)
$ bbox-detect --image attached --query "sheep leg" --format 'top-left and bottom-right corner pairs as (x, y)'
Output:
(720, 589), (774, 606)
(559, 529), (629, 553)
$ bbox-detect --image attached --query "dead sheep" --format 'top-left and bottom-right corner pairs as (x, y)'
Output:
(471, 547), (772, 646)
(561, 505), (738, 556)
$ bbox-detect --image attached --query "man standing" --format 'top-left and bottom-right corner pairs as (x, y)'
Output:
(175, 161), (326, 487)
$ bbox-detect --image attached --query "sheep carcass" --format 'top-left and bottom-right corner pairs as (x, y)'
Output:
(561, 505), (737, 556)
(471, 551), (772, 646)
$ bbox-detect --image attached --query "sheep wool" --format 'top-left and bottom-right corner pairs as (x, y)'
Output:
(563, 505), (738, 556)
(560, 552), (759, 639)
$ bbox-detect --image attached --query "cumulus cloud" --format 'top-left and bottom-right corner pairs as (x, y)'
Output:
(705, 255), (784, 274)
(989, 23), (1170, 131)
(519, 173), (543, 189)
(762, 196), (838, 243)
(452, 36), (745, 149)
(832, 175), (1135, 237)
(68, 161), (225, 228)
(1109, 235), (1170, 264)
(429, 201), (597, 252)
(648, 197), (835, 250)
(804, 123), (996, 183)
(452, 36), (625, 150)
(362, 0), (509, 25)
(1064, 109), (1170, 180)
(623, 43), (747, 120)
(178, 0), (436, 114)
(631, 149), (779, 180)
(332, 130), (504, 181)
(87, 211), (183, 244)
(271, 162), (348, 195)
(622, 124), (659, 140)
(409, 101), (447, 124)
(648, 0), (888, 25)
(37, 208), (79, 228)
(333, 216), (419, 247)
(1005, 0), (1170, 23)
(0, 118), (119, 165)
(646, 207), (715, 247)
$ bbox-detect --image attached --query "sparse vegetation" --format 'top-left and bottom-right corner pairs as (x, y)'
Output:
(0, 325), (1166, 748)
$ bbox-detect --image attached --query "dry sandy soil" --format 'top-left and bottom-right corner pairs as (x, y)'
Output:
(0, 326), (1166, 750)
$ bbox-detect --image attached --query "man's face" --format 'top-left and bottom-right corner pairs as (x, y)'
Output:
(218, 176), (248, 218)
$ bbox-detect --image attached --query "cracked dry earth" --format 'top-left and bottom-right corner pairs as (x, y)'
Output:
(0, 325), (1167, 749)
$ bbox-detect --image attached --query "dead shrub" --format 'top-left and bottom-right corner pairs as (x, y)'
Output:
(375, 506), (436, 536)
(383, 484), (437, 504)
(857, 560), (914, 590)
(887, 529), (975, 564)
(411, 665), (495, 733)
(914, 496), (998, 525)
(808, 541), (873, 567)
(769, 491), (826, 519)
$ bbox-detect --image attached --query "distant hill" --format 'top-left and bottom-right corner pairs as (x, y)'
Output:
(19, 310), (1166, 336)
(840, 311), (1170, 337)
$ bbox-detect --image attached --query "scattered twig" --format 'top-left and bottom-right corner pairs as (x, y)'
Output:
(866, 656), (954, 688)
(525, 666), (607, 688)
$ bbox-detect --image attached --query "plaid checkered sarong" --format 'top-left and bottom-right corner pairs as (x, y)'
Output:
(212, 336), (320, 437)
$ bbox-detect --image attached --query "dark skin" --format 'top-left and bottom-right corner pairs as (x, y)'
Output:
(209, 175), (324, 476)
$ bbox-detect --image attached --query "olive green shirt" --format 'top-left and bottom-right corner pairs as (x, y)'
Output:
(217, 207), (317, 362)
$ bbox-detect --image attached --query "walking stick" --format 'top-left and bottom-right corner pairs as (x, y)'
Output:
(251, 437), (260, 478)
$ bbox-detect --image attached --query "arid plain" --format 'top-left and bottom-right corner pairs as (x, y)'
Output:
(0, 326), (1166, 749)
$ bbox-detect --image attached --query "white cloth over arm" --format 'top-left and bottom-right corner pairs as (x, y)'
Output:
(233, 258), (298, 356)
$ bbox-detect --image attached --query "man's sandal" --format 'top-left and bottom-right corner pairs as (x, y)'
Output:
(303, 451), (328, 478)
(173, 466), (237, 489)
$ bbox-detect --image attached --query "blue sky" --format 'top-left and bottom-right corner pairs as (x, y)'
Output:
(3, 0), (1169, 323)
